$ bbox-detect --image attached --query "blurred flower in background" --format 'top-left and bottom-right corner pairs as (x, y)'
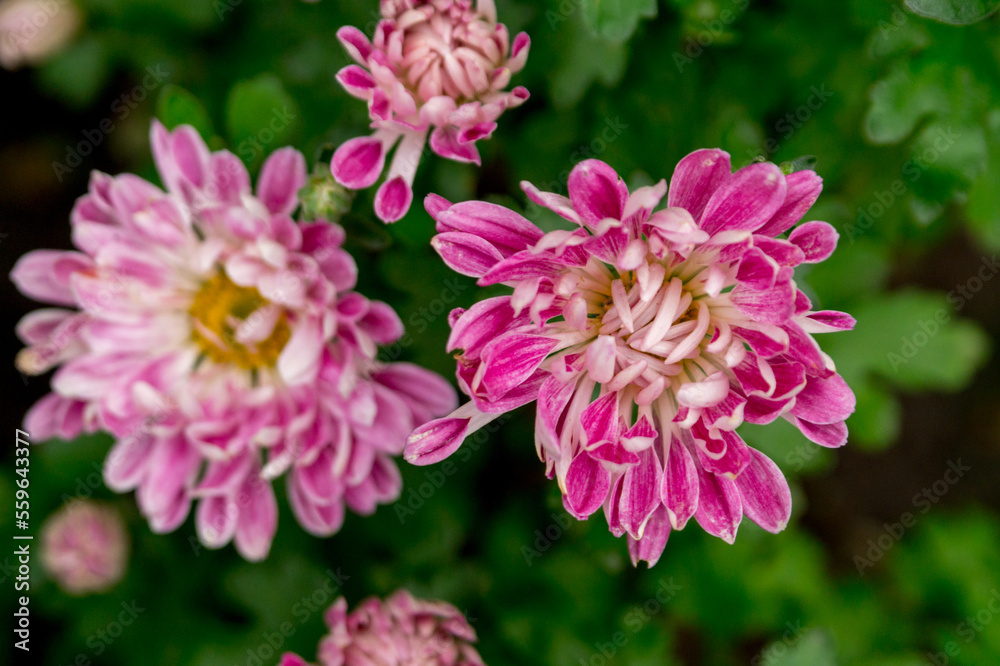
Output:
(281, 589), (484, 666)
(11, 120), (456, 561)
(41, 500), (128, 595)
(0, 0), (80, 70)
(408, 154), (855, 566)
(330, 0), (530, 222)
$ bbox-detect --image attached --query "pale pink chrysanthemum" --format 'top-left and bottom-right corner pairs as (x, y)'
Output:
(12, 120), (457, 561)
(0, 0), (81, 70)
(331, 0), (530, 223)
(405, 153), (856, 566)
(41, 500), (128, 595)
(280, 589), (484, 666)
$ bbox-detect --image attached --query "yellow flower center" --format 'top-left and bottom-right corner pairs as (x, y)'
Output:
(189, 271), (291, 369)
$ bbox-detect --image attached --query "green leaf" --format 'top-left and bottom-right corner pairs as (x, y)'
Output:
(156, 84), (213, 137)
(903, 0), (1000, 25)
(224, 75), (299, 167)
(36, 36), (110, 109)
(825, 291), (991, 393)
(763, 628), (839, 666)
(550, 17), (628, 108)
(581, 0), (658, 42)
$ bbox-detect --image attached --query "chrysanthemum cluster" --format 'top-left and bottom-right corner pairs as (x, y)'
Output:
(281, 589), (484, 666)
(41, 500), (128, 595)
(12, 121), (456, 560)
(331, 0), (530, 222)
(407, 152), (855, 566)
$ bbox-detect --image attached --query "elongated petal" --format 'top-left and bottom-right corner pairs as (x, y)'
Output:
(788, 220), (838, 263)
(694, 469), (742, 544)
(11, 250), (92, 307)
(662, 437), (698, 529)
(793, 417), (848, 448)
(565, 450), (611, 519)
(791, 373), (855, 425)
(479, 334), (557, 401)
(580, 392), (620, 447)
(667, 148), (732, 221)
(257, 147), (307, 215)
(620, 447), (661, 539)
(234, 476), (279, 562)
(435, 201), (543, 256)
(735, 447), (792, 533)
(331, 136), (388, 189)
(567, 159), (628, 227)
(628, 504), (671, 567)
(432, 231), (505, 277)
(700, 162), (787, 235)
(755, 170), (823, 237)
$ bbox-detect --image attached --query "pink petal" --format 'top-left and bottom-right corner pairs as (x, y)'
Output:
(479, 334), (557, 402)
(336, 64), (377, 98)
(536, 375), (578, 453)
(699, 162), (787, 235)
(736, 247), (780, 290)
(277, 319), (323, 385)
(374, 176), (413, 223)
(694, 469), (742, 544)
(662, 437), (699, 529)
(446, 297), (521, 358)
(731, 268), (796, 325)
(793, 417), (848, 448)
(667, 148), (732, 221)
(358, 300), (404, 344)
(11, 250), (92, 307)
(477, 250), (565, 286)
(195, 496), (238, 548)
(628, 504), (671, 567)
(404, 417), (470, 465)
(755, 170), (823, 237)
(234, 476), (278, 562)
(782, 322), (830, 377)
(676, 372), (730, 409)
(584, 335), (617, 383)
(432, 231), (505, 277)
(802, 310), (857, 333)
(257, 147), (307, 215)
(520, 181), (581, 224)
(434, 201), (544, 256)
(150, 120), (209, 196)
(620, 447), (662, 539)
(331, 136), (388, 189)
(693, 426), (751, 478)
(735, 448), (792, 533)
(790, 373), (856, 425)
(430, 126), (481, 165)
(580, 392), (620, 447)
(336, 25), (374, 64)
(788, 220), (839, 263)
(567, 159), (629, 227)
(753, 236), (806, 266)
(565, 450), (612, 519)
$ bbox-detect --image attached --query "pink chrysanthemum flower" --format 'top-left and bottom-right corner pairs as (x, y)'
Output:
(41, 500), (128, 595)
(331, 0), (530, 223)
(405, 153), (856, 566)
(12, 121), (456, 561)
(280, 589), (484, 666)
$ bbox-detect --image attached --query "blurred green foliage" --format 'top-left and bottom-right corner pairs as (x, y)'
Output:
(10, 0), (1000, 664)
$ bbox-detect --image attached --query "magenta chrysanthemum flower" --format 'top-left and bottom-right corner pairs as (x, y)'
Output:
(41, 500), (128, 595)
(331, 0), (530, 223)
(280, 589), (484, 666)
(405, 153), (856, 566)
(12, 121), (456, 561)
